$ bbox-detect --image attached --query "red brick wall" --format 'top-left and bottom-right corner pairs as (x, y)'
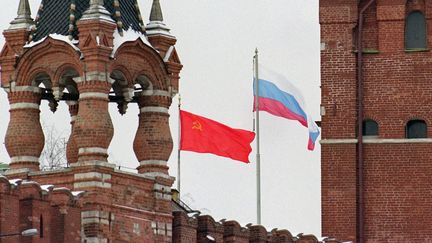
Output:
(321, 0), (432, 242)
(363, 144), (432, 242)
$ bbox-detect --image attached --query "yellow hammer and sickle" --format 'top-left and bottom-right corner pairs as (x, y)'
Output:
(192, 121), (203, 131)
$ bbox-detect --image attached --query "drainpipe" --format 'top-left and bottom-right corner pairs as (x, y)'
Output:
(356, 1), (376, 243)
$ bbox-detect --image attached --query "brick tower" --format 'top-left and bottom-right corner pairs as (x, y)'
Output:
(0, 0), (182, 241)
(320, 0), (432, 242)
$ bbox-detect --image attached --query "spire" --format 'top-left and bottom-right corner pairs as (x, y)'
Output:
(81, 0), (114, 22)
(146, 0), (173, 38)
(150, 0), (164, 22)
(8, 0), (34, 30)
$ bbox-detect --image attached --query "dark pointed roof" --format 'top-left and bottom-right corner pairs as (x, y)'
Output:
(150, 0), (163, 22)
(32, 0), (145, 42)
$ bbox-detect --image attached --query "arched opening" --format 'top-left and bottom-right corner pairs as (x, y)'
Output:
(405, 11), (427, 49)
(362, 119), (378, 137)
(406, 119), (427, 138)
(32, 69), (80, 171)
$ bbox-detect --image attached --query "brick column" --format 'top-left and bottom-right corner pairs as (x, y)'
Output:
(73, 79), (113, 164)
(5, 87), (43, 173)
(133, 94), (173, 176)
(66, 101), (79, 164)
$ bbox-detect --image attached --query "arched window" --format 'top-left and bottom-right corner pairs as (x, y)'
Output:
(406, 119), (427, 138)
(405, 11), (427, 49)
(363, 119), (378, 136)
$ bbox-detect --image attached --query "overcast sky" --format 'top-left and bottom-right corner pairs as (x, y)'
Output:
(0, 0), (321, 236)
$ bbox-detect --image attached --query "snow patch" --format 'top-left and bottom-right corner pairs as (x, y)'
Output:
(9, 178), (22, 186)
(163, 45), (174, 62)
(24, 34), (80, 52)
(21, 180), (40, 186)
(41, 184), (54, 192)
(71, 191), (85, 197)
(53, 187), (71, 192)
(112, 29), (153, 57)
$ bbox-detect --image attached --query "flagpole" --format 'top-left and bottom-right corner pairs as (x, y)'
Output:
(177, 94), (182, 196)
(254, 48), (262, 225)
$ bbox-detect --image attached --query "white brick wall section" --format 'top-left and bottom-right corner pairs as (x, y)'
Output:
(155, 192), (172, 200)
(79, 92), (108, 100)
(140, 106), (168, 114)
(143, 172), (171, 179)
(13, 86), (41, 93)
(83, 237), (108, 243)
(11, 156), (39, 163)
(154, 184), (171, 192)
(10, 103), (40, 110)
(82, 210), (110, 219)
(84, 71), (111, 83)
(74, 172), (111, 180)
(157, 222), (166, 235)
(78, 147), (108, 155)
(71, 116), (77, 122)
(141, 89), (171, 97)
(74, 181), (111, 189)
(4, 168), (30, 175)
(82, 218), (109, 225)
(81, 211), (110, 225)
(69, 160), (116, 169)
(139, 160), (167, 166)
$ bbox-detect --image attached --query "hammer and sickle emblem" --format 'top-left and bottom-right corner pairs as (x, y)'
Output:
(192, 121), (203, 131)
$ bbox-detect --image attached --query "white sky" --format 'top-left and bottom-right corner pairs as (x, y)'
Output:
(0, 0), (321, 237)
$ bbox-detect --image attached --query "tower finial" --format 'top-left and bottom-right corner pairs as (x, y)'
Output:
(8, 0), (34, 30)
(150, 0), (164, 22)
(146, 0), (173, 37)
(81, 0), (114, 22)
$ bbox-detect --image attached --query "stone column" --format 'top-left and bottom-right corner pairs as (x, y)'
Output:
(5, 87), (44, 173)
(133, 94), (173, 176)
(66, 101), (79, 164)
(73, 79), (114, 164)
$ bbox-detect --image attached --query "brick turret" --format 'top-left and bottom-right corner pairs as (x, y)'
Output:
(2, 0), (43, 174)
(73, 0), (116, 165)
(0, 0), (182, 242)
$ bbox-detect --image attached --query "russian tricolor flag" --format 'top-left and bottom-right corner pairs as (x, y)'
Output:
(253, 65), (320, 150)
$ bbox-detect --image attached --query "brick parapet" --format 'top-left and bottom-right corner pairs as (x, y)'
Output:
(1, 164), (176, 242)
(296, 234), (320, 243)
(0, 174), (83, 242)
(267, 229), (294, 242)
(173, 211), (198, 243)
(172, 212), (334, 243)
(196, 215), (224, 242)
(223, 220), (249, 243)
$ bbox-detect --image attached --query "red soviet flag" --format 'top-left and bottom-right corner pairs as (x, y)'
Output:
(180, 110), (256, 163)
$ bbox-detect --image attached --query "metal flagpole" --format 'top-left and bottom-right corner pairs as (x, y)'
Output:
(254, 48), (261, 225)
(177, 94), (182, 196)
